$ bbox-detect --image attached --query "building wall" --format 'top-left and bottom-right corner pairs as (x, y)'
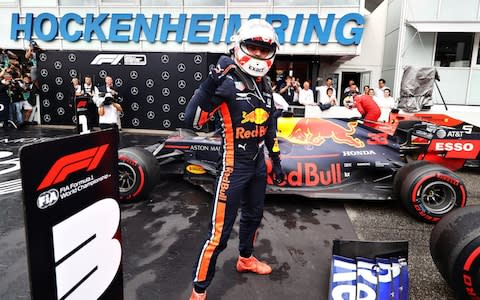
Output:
(0, 1), (365, 56)
(384, 0), (480, 105)
(330, 0), (388, 89)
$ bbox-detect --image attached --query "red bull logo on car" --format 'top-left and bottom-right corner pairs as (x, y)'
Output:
(266, 161), (342, 187)
(241, 108), (270, 125)
(277, 118), (365, 148)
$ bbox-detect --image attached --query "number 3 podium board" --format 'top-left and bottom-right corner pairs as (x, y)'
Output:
(20, 129), (123, 300)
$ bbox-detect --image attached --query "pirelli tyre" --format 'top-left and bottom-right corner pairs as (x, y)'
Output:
(430, 206), (480, 299)
(398, 162), (467, 223)
(392, 160), (430, 200)
(118, 147), (158, 202)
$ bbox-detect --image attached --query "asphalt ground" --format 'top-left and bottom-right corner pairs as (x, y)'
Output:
(0, 126), (479, 300)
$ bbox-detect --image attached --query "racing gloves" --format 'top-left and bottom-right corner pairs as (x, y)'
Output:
(271, 156), (286, 185)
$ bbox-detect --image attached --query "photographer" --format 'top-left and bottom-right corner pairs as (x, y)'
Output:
(279, 75), (298, 105)
(2, 73), (24, 126)
(0, 74), (11, 127)
(17, 75), (34, 123)
(25, 40), (43, 82)
(97, 76), (122, 129)
(95, 92), (123, 130)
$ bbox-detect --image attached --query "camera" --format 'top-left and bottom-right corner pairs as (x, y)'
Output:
(101, 92), (116, 105)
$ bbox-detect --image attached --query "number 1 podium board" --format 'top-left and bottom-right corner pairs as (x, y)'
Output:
(20, 129), (123, 300)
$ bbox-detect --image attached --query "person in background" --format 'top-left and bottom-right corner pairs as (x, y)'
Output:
(279, 75), (296, 105)
(363, 85), (370, 95)
(96, 92), (123, 129)
(343, 79), (356, 95)
(316, 77), (336, 105)
(17, 75), (34, 123)
(299, 80), (315, 106)
(82, 75), (97, 129)
(25, 40), (43, 82)
(374, 78), (389, 98)
(347, 94), (381, 123)
(97, 76), (122, 130)
(374, 88), (395, 122)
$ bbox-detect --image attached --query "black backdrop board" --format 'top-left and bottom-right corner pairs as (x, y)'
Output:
(19, 129), (123, 299)
(37, 51), (209, 130)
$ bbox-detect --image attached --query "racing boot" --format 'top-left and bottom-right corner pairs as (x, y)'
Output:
(236, 256), (272, 275)
(189, 289), (207, 300)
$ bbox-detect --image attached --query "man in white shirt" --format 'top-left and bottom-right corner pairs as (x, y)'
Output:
(299, 81), (315, 106)
(374, 78), (389, 98)
(316, 77), (336, 105)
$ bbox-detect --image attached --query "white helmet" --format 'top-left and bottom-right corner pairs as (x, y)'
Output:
(231, 19), (279, 77)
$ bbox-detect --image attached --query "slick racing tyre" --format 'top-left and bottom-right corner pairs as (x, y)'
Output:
(392, 160), (430, 200)
(430, 206), (480, 299)
(118, 146), (158, 202)
(399, 162), (467, 223)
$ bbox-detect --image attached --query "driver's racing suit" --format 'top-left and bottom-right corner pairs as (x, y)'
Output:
(184, 56), (281, 292)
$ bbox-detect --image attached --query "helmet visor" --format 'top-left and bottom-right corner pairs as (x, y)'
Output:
(240, 39), (277, 60)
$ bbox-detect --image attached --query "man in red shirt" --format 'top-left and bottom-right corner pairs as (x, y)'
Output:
(353, 94), (381, 122)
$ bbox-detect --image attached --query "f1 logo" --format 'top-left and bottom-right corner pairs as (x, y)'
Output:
(90, 54), (124, 65)
(52, 198), (121, 299)
(37, 145), (109, 191)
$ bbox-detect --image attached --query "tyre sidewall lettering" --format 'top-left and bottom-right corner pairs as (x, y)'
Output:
(118, 156), (145, 200)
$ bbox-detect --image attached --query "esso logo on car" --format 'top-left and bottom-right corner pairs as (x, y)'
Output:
(435, 142), (474, 152)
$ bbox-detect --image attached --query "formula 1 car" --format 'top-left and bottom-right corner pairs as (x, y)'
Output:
(117, 111), (480, 223)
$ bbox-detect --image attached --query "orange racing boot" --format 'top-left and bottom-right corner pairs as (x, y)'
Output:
(236, 256), (272, 275)
(189, 289), (206, 300)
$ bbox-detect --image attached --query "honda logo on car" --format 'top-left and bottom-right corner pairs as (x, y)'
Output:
(435, 142), (473, 152)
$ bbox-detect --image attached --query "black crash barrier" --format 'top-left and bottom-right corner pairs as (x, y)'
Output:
(19, 129), (123, 300)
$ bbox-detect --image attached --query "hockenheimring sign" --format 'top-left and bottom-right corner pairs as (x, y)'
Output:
(10, 13), (365, 46)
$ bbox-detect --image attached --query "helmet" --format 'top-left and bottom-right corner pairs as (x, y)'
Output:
(231, 19), (279, 77)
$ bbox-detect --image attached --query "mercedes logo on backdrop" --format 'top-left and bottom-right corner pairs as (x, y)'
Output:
(130, 70), (138, 80)
(39, 53), (47, 61)
(163, 120), (171, 128)
(147, 111), (155, 120)
(55, 77), (63, 85)
(178, 112), (185, 121)
(40, 69), (48, 77)
(69, 69), (78, 78)
(57, 107), (65, 116)
(54, 61), (62, 69)
(178, 96), (187, 105)
(68, 53), (77, 62)
(194, 55), (203, 64)
(42, 99), (50, 107)
(194, 72), (203, 81)
(131, 87), (139, 95)
(99, 70), (107, 78)
(131, 102), (140, 111)
(115, 78), (123, 87)
(161, 71), (170, 81)
(161, 55), (169, 64)
(43, 114), (51, 122)
(162, 104), (170, 113)
(146, 79), (155, 88)
(119, 111), (124, 118)
(177, 63), (186, 72)
(146, 95), (155, 104)
(72, 115), (77, 124)
(162, 88), (170, 97)
(42, 84), (49, 93)
(132, 118), (140, 127)
(178, 80), (186, 89)
(56, 92), (64, 101)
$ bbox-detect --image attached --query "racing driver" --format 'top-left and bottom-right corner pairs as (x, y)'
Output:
(185, 19), (285, 300)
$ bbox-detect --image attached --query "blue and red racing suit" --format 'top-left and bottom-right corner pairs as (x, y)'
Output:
(184, 56), (281, 292)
